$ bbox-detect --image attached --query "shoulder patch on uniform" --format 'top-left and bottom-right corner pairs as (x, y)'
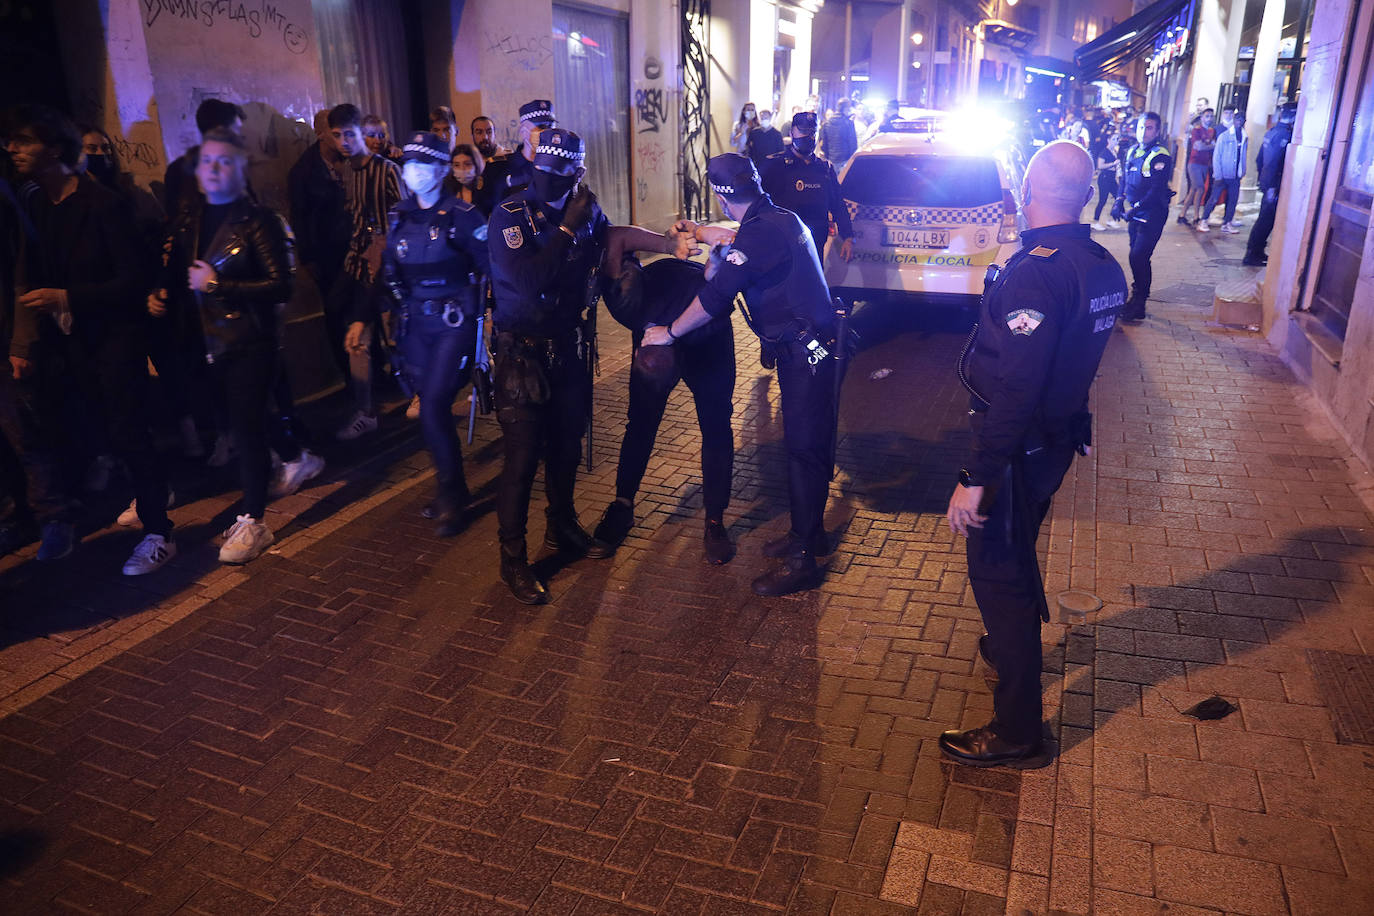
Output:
(1006, 308), (1045, 336)
(474, 224), (488, 242)
(500, 200), (525, 213)
(503, 225), (523, 249)
(725, 248), (748, 266)
(1027, 246), (1058, 259)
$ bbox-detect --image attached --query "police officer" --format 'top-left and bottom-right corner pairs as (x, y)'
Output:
(483, 100), (556, 201)
(1244, 102), (1297, 267)
(642, 154), (839, 597)
(943, 142), (1126, 767)
(1112, 111), (1172, 321)
(364, 132), (489, 536)
(593, 223), (740, 565)
(759, 111), (854, 263)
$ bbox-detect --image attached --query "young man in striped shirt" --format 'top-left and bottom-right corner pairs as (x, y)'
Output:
(328, 103), (411, 440)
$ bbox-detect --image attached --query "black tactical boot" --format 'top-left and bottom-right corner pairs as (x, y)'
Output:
(751, 550), (823, 597)
(703, 519), (735, 566)
(500, 544), (548, 605)
(762, 529), (828, 559)
(593, 500), (635, 549)
(544, 515), (614, 559)
(433, 475), (469, 538)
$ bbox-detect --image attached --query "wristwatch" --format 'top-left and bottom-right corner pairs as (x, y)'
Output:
(958, 469), (981, 488)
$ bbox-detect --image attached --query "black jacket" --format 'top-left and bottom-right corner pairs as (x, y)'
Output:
(1255, 122), (1293, 191)
(287, 141), (349, 278)
(163, 196), (295, 358)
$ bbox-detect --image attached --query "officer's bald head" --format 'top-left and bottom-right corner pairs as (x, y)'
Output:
(1022, 140), (1094, 228)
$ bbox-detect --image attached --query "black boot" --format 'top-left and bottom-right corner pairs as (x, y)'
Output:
(544, 515), (614, 559)
(592, 500), (635, 549)
(500, 544), (548, 605)
(1121, 297), (1146, 322)
(752, 549), (823, 597)
(433, 475), (469, 538)
(762, 529), (828, 559)
(703, 519), (735, 566)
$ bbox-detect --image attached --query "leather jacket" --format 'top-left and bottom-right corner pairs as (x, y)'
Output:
(163, 196), (295, 358)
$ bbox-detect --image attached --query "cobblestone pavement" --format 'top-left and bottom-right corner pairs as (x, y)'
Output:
(1, 213), (1371, 915)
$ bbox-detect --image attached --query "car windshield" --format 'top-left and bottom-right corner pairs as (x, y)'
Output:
(841, 155), (1003, 208)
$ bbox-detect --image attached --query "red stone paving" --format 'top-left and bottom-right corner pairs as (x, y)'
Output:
(0, 214), (1371, 915)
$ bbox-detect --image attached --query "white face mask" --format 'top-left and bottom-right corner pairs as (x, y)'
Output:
(760, 118), (772, 129)
(453, 167), (476, 183)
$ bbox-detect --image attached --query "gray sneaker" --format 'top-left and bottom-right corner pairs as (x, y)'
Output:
(270, 450), (325, 497)
(219, 515), (274, 564)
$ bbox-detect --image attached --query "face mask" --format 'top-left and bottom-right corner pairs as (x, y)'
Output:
(744, 110), (755, 120)
(85, 153), (115, 184)
(533, 170), (576, 204)
(453, 167), (476, 183)
(792, 136), (816, 157)
(760, 118), (772, 129)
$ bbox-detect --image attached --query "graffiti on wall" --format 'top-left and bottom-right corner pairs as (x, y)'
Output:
(484, 30), (553, 71)
(141, 0), (310, 54)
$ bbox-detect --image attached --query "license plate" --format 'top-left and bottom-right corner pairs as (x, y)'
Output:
(882, 227), (950, 248)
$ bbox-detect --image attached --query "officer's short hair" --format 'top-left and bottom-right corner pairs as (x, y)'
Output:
(11, 104), (82, 167)
(328, 104), (363, 130)
(195, 98), (244, 135)
(1142, 111), (1162, 128)
(430, 106), (456, 128)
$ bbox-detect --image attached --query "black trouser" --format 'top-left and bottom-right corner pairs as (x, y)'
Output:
(0, 359), (75, 527)
(617, 324), (735, 520)
(966, 441), (1076, 745)
(1246, 191), (1279, 262)
(494, 333), (587, 553)
(1126, 211), (1166, 307)
(211, 342), (296, 520)
(398, 310), (477, 495)
(774, 345), (837, 548)
(1094, 173), (1118, 220)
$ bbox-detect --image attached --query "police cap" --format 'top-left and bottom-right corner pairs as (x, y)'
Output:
(706, 153), (761, 199)
(519, 100), (557, 128)
(1277, 101), (1298, 123)
(792, 111), (818, 133)
(401, 131), (450, 166)
(533, 127), (585, 175)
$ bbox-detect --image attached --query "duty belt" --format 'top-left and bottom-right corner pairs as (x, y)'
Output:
(409, 297), (466, 327)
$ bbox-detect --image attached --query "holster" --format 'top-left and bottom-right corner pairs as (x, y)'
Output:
(494, 333), (554, 408)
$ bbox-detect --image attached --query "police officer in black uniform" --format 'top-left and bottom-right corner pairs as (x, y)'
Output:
(370, 132), (489, 536)
(943, 141), (1126, 767)
(759, 111), (855, 263)
(483, 100), (556, 202)
(642, 154), (839, 597)
(487, 129), (691, 603)
(593, 223), (740, 565)
(1244, 102), (1296, 267)
(1112, 111), (1172, 321)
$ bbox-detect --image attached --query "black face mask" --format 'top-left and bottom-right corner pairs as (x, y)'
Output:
(533, 170), (577, 205)
(792, 136), (816, 157)
(85, 153), (116, 185)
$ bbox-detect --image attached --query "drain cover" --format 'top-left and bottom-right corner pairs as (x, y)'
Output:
(1306, 650), (1374, 745)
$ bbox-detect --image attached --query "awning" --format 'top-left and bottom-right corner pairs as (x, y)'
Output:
(1074, 0), (1192, 81)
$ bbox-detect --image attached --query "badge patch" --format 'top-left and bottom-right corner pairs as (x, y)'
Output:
(725, 248), (748, 266)
(429, 225), (440, 241)
(1006, 308), (1045, 336)
(396, 238), (408, 259)
(503, 226), (523, 249)
(795, 179), (805, 192)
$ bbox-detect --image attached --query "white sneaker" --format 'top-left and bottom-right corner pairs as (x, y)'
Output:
(270, 450), (325, 497)
(406, 394), (421, 420)
(219, 515), (274, 564)
(1091, 222), (1107, 231)
(1221, 222), (1240, 234)
(1196, 221), (1210, 232)
(335, 411), (379, 441)
(1105, 219), (1121, 228)
(122, 534), (177, 576)
(117, 490), (175, 527)
(207, 433), (237, 467)
(1229, 218), (1245, 227)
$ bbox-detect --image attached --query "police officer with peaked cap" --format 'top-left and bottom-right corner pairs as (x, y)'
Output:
(374, 131), (490, 537)
(487, 128), (692, 603)
(642, 153), (839, 597)
(943, 141), (1127, 767)
(1112, 111), (1173, 321)
(759, 110), (855, 263)
(484, 99), (557, 201)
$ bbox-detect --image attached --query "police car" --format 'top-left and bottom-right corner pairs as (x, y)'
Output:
(825, 109), (1027, 306)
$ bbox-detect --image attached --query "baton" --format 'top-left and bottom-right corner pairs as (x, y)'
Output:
(467, 312), (486, 444)
(830, 297), (850, 480)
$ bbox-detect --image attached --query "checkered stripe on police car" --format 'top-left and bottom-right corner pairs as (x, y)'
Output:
(846, 201), (1004, 225)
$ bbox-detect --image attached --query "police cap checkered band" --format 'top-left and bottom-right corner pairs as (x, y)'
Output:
(706, 153), (760, 197)
(533, 128), (585, 172)
(402, 131), (450, 165)
(519, 100), (556, 125)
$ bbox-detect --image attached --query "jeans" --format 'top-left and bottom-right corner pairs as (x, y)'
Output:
(1202, 177), (1240, 224)
(616, 324), (735, 521)
(1094, 173), (1118, 221)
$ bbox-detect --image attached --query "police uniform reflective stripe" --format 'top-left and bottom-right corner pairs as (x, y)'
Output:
(1122, 140), (1173, 214)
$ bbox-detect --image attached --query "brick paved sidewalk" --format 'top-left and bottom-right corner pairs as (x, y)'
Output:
(0, 215), (1370, 915)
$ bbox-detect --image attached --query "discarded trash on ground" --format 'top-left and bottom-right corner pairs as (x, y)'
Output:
(1183, 696), (1238, 720)
(869, 368), (893, 381)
